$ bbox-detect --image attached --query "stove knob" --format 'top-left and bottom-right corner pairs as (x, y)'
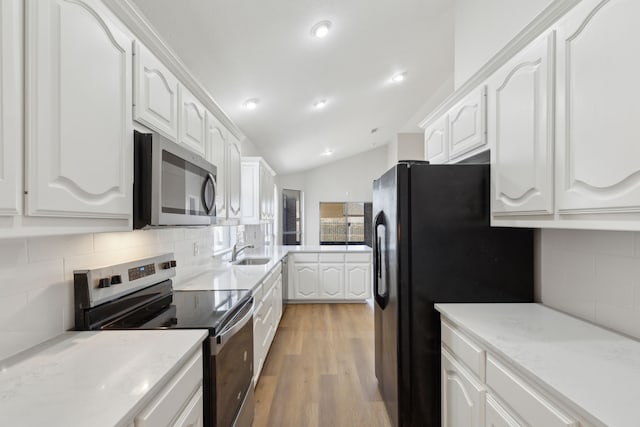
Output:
(161, 260), (177, 270)
(110, 275), (122, 285)
(170, 260), (177, 268)
(98, 278), (111, 288)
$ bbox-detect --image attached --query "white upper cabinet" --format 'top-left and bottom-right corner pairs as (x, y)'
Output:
(424, 115), (449, 165)
(241, 157), (275, 224)
(0, 0), (21, 216)
(205, 112), (227, 217)
(448, 86), (487, 160)
(25, 0), (133, 219)
(489, 30), (555, 216)
(133, 41), (179, 140)
(556, 0), (640, 215)
(227, 134), (242, 220)
(178, 85), (206, 157)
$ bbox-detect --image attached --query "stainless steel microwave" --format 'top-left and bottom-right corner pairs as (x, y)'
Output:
(134, 131), (216, 229)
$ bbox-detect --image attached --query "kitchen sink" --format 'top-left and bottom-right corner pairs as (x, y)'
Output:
(233, 257), (271, 266)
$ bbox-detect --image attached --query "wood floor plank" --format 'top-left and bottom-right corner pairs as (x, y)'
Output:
(253, 303), (392, 427)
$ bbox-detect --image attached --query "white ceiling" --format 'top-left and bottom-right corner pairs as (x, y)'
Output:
(131, 0), (454, 174)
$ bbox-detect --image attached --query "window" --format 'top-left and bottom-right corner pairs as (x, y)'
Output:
(319, 202), (372, 246)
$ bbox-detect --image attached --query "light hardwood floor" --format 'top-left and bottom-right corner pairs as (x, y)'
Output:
(253, 303), (392, 427)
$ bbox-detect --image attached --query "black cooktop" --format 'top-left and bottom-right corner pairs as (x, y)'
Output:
(101, 288), (251, 335)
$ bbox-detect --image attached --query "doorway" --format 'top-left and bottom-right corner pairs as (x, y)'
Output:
(282, 189), (302, 245)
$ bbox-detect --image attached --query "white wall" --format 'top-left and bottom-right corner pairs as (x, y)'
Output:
(0, 226), (237, 360)
(539, 229), (640, 340)
(454, 0), (554, 88)
(276, 146), (388, 246)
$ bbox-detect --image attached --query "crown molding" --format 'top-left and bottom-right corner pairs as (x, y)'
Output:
(418, 0), (581, 129)
(102, 0), (245, 141)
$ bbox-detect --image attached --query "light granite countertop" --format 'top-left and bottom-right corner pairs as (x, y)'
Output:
(435, 303), (640, 427)
(0, 330), (208, 427)
(175, 244), (372, 292)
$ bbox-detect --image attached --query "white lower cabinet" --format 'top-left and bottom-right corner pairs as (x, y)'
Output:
(26, 0), (133, 220)
(441, 348), (485, 427)
(253, 263), (283, 386)
(288, 252), (372, 301)
(441, 319), (580, 427)
(345, 263), (371, 299)
(134, 350), (203, 427)
(319, 263), (345, 299)
(292, 262), (320, 300)
(486, 394), (521, 427)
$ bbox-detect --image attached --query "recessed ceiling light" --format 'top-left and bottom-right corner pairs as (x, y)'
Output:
(244, 98), (259, 110)
(391, 72), (407, 83)
(322, 149), (334, 156)
(311, 21), (331, 38)
(314, 99), (328, 109)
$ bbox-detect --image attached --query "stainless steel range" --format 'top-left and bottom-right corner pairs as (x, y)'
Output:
(73, 253), (254, 427)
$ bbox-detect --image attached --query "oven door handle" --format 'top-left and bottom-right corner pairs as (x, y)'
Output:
(212, 302), (253, 355)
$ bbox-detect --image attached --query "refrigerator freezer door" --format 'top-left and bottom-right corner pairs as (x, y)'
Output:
(373, 166), (400, 427)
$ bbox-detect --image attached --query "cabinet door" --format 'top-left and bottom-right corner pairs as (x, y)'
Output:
(293, 263), (319, 299)
(273, 275), (283, 324)
(240, 161), (260, 224)
(424, 115), (449, 164)
(227, 134), (242, 219)
(441, 348), (485, 427)
(449, 86), (487, 160)
(178, 85), (206, 157)
(259, 165), (268, 220)
(0, 0), (21, 216)
(345, 263), (371, 299)
(490, 31), (555, 216)
(486, 394), (521, 427)
(26, 0), (133, 219)
(556, 0), (640, 215)
(206, 112), (227, 218)
(132, 41), (178, 140)
(319, 263), (345, 299)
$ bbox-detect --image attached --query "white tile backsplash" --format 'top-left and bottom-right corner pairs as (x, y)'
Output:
(0, 226), (236, 360)
(541, 229), (640, 339)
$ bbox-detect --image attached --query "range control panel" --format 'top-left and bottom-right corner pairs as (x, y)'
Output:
(74, 253), (177, 308)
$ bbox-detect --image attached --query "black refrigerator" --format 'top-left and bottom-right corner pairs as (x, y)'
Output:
(373, 161), (533, 427)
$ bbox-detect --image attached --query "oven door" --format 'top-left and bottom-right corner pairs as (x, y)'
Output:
(211, 299), (254, 427)
(151, 134), (217, 226)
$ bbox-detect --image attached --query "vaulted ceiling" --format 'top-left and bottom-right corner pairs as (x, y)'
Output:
(131, 0), (454, 174)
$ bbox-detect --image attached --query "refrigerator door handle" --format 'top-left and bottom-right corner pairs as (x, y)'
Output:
(374, 211), (388, 308)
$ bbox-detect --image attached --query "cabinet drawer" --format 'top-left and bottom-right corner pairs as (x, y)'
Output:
(345, 253), (371, 263)
(135, 350), (203, 427)
(172, 386), (203, 427)
(486, 356), (578, 427)
(319, 253), (344, 262)
(441, 321), (485, 380)
(291, 253), (318, 263)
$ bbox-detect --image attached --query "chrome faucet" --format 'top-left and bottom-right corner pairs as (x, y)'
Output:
(231, 243), (254, 262)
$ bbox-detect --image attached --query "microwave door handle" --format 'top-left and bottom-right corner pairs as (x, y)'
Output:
(202, 173), (216, 215)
